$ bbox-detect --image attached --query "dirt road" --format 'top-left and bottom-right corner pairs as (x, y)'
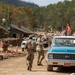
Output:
(0, 49), (75, 75)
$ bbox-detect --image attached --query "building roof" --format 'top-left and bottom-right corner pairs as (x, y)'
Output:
(0, 26), (9, 33)
(10, 24), (34, 34)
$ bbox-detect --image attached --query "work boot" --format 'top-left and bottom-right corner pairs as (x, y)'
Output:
(27, 67), (29, 70)
(29, 67), (32, 71)
(37, 63), (43, 66)
(27, 67), (32, 71)
(37, 62), (40, 65)
(39, 63), (43, 66)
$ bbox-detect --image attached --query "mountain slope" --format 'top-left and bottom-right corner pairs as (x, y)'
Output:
(0, 0), (38, 7)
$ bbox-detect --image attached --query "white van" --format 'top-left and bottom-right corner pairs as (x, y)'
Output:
(21, 37), (29, 51)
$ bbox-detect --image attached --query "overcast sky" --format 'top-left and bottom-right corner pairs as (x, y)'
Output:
(21, 0), (65, 6)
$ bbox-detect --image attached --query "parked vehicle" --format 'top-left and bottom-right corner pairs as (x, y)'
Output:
(32, 37), (37, 42)
(21, 37), (37, 51)
(21, 37), (29, 51)
(46, 36), (75, 71)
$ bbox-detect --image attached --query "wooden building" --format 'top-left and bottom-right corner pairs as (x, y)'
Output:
(9, 24), (34, 38)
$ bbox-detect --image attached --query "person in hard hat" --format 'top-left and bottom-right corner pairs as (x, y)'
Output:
(25, 34), (36, 71)
(36, 34), (44, 66)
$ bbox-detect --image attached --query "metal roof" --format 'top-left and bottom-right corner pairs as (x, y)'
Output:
(10, 24), (34, 34)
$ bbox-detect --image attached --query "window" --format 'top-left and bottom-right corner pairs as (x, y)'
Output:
(12, 34), (16, 38)
(54, 38), (75, 46)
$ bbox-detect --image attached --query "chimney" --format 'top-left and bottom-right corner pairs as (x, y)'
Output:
(18, 21), (22, 28)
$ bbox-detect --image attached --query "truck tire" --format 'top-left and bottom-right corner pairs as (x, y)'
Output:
(47, 65), (53, 71)
(0, 55), (3, 60)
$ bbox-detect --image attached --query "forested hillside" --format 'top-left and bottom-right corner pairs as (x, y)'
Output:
(0, 0), (38, 7)
(0, 2), (37, 31)
(33, 0), (75, 32)
(0, 0), (75, 32)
